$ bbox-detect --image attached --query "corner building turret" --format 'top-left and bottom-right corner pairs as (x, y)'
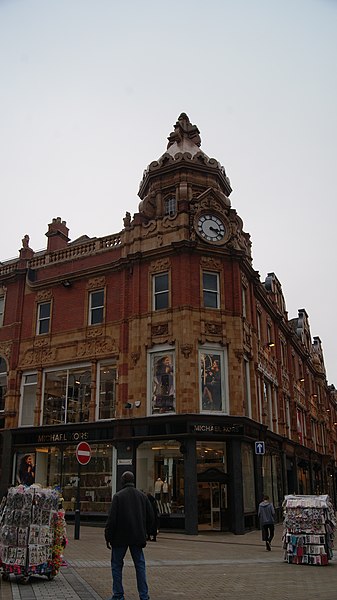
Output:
(0, 113), (335, 537)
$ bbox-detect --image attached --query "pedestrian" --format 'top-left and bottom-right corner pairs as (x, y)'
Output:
(105, 471), (154, 600)
(146, 492), (159, 541)
(258, 494), (275, 551)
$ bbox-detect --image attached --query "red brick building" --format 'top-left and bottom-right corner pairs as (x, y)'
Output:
(0, 113), (336, 533)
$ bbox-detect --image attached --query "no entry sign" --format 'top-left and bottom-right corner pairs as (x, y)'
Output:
(76, 441), (92, 465)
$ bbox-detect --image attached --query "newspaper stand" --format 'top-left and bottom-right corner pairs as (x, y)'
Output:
(283, 494), (336, 566)
(0, 485), (67, 583)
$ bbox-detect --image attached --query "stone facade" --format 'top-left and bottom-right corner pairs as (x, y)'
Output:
(0, 114), (336, 532)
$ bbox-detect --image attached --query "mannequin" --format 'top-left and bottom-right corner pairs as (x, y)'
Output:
(154, 477), (163, 499)
(162, 479), (169, 502)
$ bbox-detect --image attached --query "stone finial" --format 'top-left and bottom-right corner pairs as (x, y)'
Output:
(19, 234), (34, 259)
(22, 234), (30, 249)
(123, 212), (131, 228)
(167, 113), (201, 149)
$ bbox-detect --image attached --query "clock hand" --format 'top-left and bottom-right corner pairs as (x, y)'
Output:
(209, 226), (220, 234)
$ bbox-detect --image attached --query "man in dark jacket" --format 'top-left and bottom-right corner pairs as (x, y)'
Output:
(105, 471), (154, 600)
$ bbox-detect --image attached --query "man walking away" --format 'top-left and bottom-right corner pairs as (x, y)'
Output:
(105, 471), (154, 600)
(258, 494), (275, 551)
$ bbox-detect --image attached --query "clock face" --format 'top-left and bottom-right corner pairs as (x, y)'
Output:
(197, 214), (226, 242)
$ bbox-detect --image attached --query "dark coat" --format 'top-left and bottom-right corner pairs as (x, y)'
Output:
(105, 482), (154, 547)
(147, 493), (159, 536)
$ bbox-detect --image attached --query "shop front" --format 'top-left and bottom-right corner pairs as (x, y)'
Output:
(1, 415), (282, 535)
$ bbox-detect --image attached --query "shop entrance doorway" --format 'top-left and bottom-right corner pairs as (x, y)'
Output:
(197, 481), (228, 531)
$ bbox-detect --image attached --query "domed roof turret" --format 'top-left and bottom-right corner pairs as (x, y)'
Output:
(138, 113), (232, 200)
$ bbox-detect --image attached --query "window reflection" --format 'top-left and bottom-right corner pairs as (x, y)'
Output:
(43, 367), (91, 425)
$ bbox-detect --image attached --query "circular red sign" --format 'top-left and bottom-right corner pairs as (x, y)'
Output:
(76, 441), (92, 465)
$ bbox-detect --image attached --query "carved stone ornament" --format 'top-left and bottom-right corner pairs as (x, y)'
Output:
(87, 327), (103, 339)
(21, 348), (56, 367)
(180, 344), (193, 358)
(200, 256), (222, 271)
(0, 342), (11, 360)
(87, 276), (106, 290)
(33, 338), (49, 348)
(77, 338), (118, 358)
(151, 323), (169, 337)
(36, 290), (52, 302)
(199, 195), (225, 214)
(162, 215), (177, 229)
(131, 351), (140, 364)
(149, 258), (171, 273)
(234, 349), (244, 362)
(205, 322), (222, 336)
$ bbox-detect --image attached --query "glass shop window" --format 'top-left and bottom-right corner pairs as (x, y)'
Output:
(42, 366), (91, 425)
(98, 364), (117, 419)
(199, 348), (227, 413)
(136, 440), (184, 516)
(149, 350), (175, 415)
(20, 373), (38, 426)
(62, 443), (113, 515)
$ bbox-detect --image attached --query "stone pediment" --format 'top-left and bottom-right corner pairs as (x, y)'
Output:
(192, 187), (231, 212)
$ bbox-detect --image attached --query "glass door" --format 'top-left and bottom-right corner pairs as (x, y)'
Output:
(210, 482), (221, 530)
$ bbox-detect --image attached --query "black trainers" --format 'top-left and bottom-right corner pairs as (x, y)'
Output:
(266, 541), (271, 551)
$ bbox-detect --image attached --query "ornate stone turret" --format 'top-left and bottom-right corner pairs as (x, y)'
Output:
(138, 113), (232, 220)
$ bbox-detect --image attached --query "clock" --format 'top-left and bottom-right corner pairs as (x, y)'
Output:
(197, 213), (226, 243)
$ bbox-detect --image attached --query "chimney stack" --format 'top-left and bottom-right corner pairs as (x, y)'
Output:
(46, 217), (69, 252)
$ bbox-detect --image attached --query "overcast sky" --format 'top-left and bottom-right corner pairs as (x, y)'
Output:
(1, 0), (336, 384)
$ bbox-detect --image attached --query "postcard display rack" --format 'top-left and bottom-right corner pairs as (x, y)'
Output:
(0, 485), (67, 582)
(283, 494), (336, 566)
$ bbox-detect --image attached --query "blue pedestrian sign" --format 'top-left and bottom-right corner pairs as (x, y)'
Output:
(255, 441), (265, 455)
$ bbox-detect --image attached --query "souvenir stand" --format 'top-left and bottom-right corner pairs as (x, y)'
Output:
(283, 494), (336, 566)
(0, 485), (67, 583)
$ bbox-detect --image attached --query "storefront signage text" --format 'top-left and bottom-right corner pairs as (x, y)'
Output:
(191, 424), (243, 434)
(37, 431), (89, 443)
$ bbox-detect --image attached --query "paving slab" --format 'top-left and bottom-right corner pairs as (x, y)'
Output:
(1, 523), (337, 600)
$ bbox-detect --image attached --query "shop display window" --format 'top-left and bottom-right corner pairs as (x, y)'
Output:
(199, 347), (228, 413)
(263, 453), (284, 507)
(14, 447), (61, 489)
(61, 443), (113, 514)
(98, 364), (117, 419)
(20, 373), (37, 426)
(148, 350), (176, 415)
(42, 366), (91, 425)
(136, 440), (184, 518)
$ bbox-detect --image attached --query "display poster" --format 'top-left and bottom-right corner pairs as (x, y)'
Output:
(16, 452), (36, 486)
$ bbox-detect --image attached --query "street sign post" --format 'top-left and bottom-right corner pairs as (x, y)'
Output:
(74, 442), (92, 540)
(76, 441), (92, 465)
(255, 441), (265, 455)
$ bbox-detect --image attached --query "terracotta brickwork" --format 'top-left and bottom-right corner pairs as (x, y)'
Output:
(0, 113), (336, 470)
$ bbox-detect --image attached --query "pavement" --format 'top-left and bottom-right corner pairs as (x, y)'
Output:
(1, 523), (337, 600)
